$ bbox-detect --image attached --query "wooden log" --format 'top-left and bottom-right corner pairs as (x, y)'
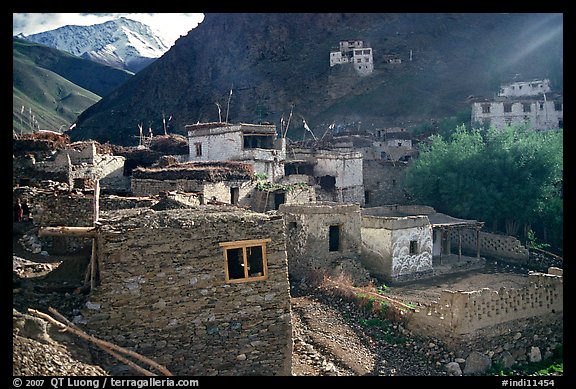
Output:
(39, 226), (97, 238)
(48, 308), (155, 377)
(28, 308), (173, 376)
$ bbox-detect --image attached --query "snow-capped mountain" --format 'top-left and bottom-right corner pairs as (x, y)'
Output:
(19, 17), (170, 73)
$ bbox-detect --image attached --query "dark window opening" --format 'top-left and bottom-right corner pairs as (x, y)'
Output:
(288, 221), (297, 230)
(284, 163), (314, 176)
(540, 103), (544, 110)
(230, 187), (239, 205)
(554, 102), (562, 111)
(274, 192), (285, 210)
(522, 103), (531, 113)
(226, 248), (244, 280)
(329, 225), (340, 252)
(409, 240), (418, 255)
(392, 179), (397, 186)
(243, 135), (274, 149)
(364, 190), (371, 204)
(318, 175), (336, 190)
(481, 104), (491, 114)
(504, 103), (513, 113)
(195, 142), (202, 157)
(246, 246), (264, 277)
(558, 119), (563, 128)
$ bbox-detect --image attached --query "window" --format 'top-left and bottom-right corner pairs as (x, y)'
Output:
(329, 225), (340, 252)
(522, 103), (531, 113)
(481, 104), (491, 114)
(503, 103), (512, 113)
(409, 240), (418, 255)
(357, 58), (362, 63)
(220, 239), (270, 283)
(364, 190), (371, 204)
(540, 103), (544, 110)
(230, 187), (239, 205)
(558, 119), (563, 128)
(194, 142), (202, 157)
(554, 102), (562, 111)
(274, 192), (285, 210)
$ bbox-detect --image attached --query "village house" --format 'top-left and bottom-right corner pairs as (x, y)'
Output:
(360, 205), (484, 283)
(82, 205), (293, 376)
(279, 202), (371, 285)
(329, 39), (374, 76)
(13, 133), (129, 193)
(186, 122), (286, 182)
(284, 148), (364, 205)
(471, 79), (563, 130)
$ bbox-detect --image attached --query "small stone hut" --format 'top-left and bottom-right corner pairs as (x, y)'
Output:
(83, 206), (293, 376)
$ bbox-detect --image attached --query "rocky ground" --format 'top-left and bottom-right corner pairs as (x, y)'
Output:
(12, 224), (559, 377)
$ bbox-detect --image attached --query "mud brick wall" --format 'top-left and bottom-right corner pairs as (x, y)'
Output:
(84, 207), (292, 376)
(407, 271), (563, 344)
(449, 229), (529, 261)
(280, 203), (362, 281)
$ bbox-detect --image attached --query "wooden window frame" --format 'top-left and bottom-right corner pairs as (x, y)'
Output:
(220, 238), (271, 284)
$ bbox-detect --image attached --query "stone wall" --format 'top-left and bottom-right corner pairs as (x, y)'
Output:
(84, 207), (292, 376)
(449, 229), (529, 261)
(363, 160), (410, 206)
(279, 203), (363, 282)
(407, 271), (563, 350)
(252, 186), (316, 212)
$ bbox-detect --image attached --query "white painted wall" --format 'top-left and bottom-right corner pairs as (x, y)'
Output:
(471, 100), (563, 130)
(498, 79), (551, 98)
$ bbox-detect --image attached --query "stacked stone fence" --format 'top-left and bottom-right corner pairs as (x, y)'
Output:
(407, 270), (563, 345)
(449, 229), (528, 261)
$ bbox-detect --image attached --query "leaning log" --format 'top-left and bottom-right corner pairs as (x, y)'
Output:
(38, 226), (97, 238)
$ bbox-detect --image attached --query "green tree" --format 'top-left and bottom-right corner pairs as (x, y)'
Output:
(405, 124), (563, 252)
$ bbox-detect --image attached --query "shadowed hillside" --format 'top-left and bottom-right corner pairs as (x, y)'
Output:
(70, 13), (563, 146)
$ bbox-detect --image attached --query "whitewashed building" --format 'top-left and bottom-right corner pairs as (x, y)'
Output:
(330, 39), (373, 76)
(471, 79), (562, 130)
(186, 122), (286, 182)
(498, 79), (551, 98)
(471, 99), (563, 130)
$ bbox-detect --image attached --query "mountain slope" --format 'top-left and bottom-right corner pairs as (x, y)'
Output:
(13, 40), (101, 134)
(21, 17), (169, 73)
(13, 39), (133, 97)
(69, 13), (563, 146)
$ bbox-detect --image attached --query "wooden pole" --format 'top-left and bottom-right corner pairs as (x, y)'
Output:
(28, 308), (173, 376)
(476, 227), (481, 259)
(90, 180), (100, 290)
(39, 227), (97, 237)
(458, 229), (462, 262)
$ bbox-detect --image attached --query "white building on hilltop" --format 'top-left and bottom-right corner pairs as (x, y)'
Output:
(330, 39), (373, 76)
(471, 79), (562, 131)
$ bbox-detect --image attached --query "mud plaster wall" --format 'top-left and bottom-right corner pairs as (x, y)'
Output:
(407, 272), (563, 344)
(449, 229), (528, 261)
(84, 208), (292, 376)
(280, 203), (362, 280)
(360, 217), (432, 281)
(251, 186), (316, 212)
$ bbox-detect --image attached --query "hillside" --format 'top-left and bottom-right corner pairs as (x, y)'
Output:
(13, 39), (133, 134)
(69, 13), (563, 146)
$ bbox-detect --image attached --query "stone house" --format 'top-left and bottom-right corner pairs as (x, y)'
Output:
(186, 122), (286, 182)
(471, 78), (563, 130)
(285, 148), (364, 205)
(329, 39), (373, 76)
(130, 161), (256, 207)
(83, 205), (293, 376)
(279, 202), (370, 285)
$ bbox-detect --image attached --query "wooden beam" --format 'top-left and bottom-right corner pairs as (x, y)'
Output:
(39, 226), (97, 238)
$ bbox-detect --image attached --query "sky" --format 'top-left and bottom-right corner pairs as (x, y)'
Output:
(12, 13), (205, 47)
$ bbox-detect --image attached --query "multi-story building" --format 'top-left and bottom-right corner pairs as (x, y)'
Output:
(330, 39), (373, 76)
